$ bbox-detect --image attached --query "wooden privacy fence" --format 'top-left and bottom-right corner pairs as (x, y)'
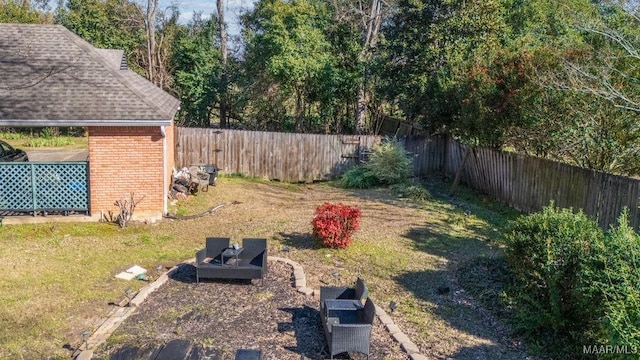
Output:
(175, 127), (640, 229)
(445, 140), (640, 229)
(176, 128), (447, 182)
(176, 128), (381, 182)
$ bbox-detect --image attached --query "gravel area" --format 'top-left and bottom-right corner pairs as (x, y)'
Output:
(92, 260), (409, 360)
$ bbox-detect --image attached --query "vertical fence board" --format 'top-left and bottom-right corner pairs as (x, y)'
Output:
(175, 127), (640, 230)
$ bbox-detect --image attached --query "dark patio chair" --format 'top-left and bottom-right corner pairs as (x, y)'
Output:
(320, 277), (368, 311)
(235, 349), (262, 360)
(321, 297), (376, 359)
(195, 237), (230, 283)
(194, 237), (267, 285)
(239, 238), (268, 285)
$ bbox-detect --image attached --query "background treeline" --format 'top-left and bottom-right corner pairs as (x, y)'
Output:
(3, 0), (640, 176)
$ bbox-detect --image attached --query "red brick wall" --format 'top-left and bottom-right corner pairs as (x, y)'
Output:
(166, 123), (175, 187)
(88, 126), (167, 220)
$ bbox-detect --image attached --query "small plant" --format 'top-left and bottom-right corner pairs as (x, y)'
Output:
(365, 137), (413, 185)
(311, 202), (361, 249)
(390, 183), (431, 201)
(340, 165), (378, 189)
(114, 192), (145, 228)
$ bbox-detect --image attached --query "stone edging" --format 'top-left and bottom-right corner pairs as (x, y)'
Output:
(76, 256), (425, 360)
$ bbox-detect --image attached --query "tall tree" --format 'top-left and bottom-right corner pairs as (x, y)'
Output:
(326, 0), (394, 134)
(143, 0), (158, 83)
(242, 0), (334, 132)
(1, 0), (52, 22)
(217, 0), (228, 128)
(56, 0), (146, 74)
(171, 14), (222, 127)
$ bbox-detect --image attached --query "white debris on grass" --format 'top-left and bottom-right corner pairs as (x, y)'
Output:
(115, 265), (147, 281)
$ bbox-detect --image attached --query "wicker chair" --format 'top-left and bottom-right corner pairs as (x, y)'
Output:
(194, 237), (267, 285)
(195, 237), (230, 283)
(321, 297), (376, 359)
(320, 277), (368, 311)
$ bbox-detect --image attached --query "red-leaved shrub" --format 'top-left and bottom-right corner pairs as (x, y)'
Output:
(311, 202), (361, 249)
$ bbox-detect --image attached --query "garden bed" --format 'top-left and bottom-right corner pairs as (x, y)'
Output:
(93, 260), (406, 359)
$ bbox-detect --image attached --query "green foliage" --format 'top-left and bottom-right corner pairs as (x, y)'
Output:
(0, 0), (52, 23)
(56, 0), (146, 74)
(380, 0), (519, 147)
(240, 0), (341, 132)
(339, 165), (378, 189)
(389, 183), (431, 201)
(39, 127), (55, 139)
(171, 14), (221, 127)
(340, 137), (413, 188)
(0, 131), (26, 140)
(23, 137), (74, 148)
(365, 138), (413, 185)
(591, 210), (640, 352)
(504, 203), (604, 353)
(504, 204), (640, 356)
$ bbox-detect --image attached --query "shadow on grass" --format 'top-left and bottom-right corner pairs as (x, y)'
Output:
(343, 178), (529, 359)
(394, 218), (526, 358)
(277, 231), (321, 250)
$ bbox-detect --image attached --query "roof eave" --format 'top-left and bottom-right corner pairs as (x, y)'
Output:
(0, 119), (173, 127)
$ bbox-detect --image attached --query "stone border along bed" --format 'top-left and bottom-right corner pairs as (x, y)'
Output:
(75, 256), (427, 360)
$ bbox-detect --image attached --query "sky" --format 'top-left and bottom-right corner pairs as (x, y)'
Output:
(159, 0), (256, 36)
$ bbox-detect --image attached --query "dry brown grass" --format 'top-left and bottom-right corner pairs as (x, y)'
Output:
(0, 176), (529, 359)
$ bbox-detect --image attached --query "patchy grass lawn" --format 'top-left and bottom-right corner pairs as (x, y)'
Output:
(0, 132), (87, 149)
(0, 176), (527, 359)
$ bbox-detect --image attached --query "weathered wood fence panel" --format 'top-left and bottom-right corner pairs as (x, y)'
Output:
(397, 135), (447, 177)
(445, 140), (640, 229)
(176, 127), (640, 229)
(176, 128), (383, 182)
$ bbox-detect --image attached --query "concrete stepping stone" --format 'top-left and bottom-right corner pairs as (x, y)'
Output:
(155, 339), (192, 360)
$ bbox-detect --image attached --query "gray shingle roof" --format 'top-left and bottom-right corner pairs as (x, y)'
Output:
(0, 23), (180, 127)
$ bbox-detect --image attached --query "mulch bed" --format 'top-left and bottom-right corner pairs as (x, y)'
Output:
(92, 260), (409, 360)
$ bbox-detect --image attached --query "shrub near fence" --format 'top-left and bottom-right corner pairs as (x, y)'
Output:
(175, 127), (640, 230)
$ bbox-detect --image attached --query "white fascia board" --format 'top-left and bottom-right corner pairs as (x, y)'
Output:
(0, 119), (172, 127)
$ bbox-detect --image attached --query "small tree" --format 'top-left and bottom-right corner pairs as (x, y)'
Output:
(114, 192), (144, 228)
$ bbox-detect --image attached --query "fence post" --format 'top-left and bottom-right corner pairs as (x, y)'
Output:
(449, 146), (472, 196)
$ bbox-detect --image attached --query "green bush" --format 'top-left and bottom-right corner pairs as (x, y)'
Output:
(366, 137), (413, 185)
(592, 210), (640, 352)
(504, 205), (640, 357)
(503, 203), (604, 350)
(340, 165), (379, 189)
(339, 137), (413, 189)
(390, 183), (431, 201)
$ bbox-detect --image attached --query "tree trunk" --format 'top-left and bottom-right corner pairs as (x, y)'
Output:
(217, 0), (228, 128)
(145, 0), (158, 83)
(355, 0), (383, 134)
(295, 86), (304, 132)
